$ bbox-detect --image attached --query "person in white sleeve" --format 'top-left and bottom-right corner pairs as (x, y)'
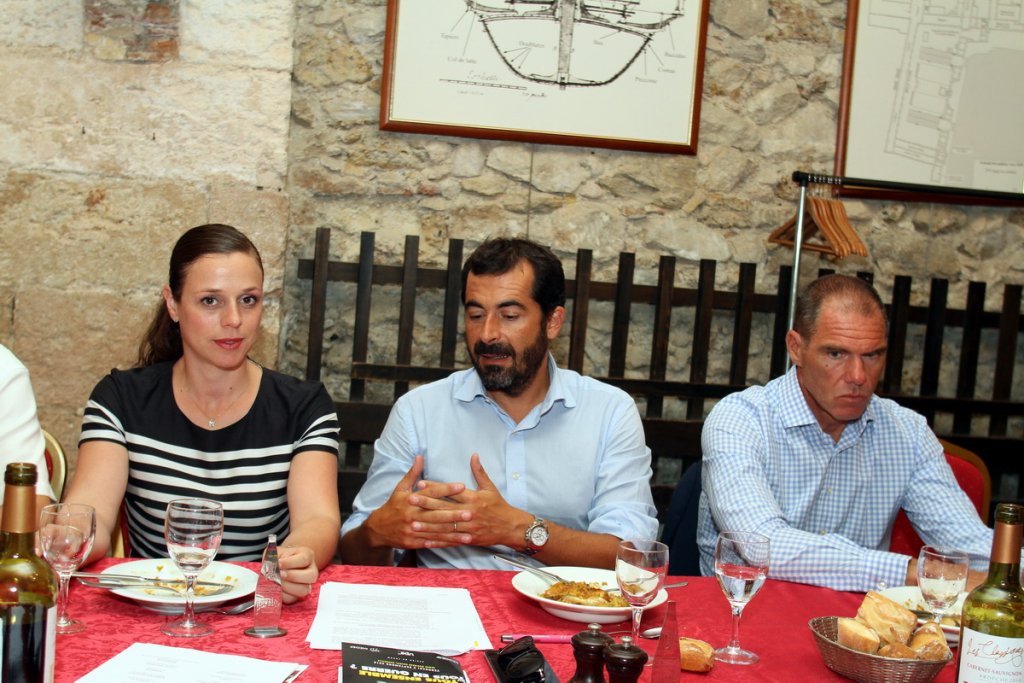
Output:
(0, 343), (56, 517)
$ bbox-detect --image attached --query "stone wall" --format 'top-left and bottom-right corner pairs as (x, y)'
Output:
(0, 0), (294, 470)
(1, 0), (1022, 483)
(280, 1), (1024, 418)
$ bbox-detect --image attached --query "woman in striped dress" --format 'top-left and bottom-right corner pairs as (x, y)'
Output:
(65, 224), (340, 604)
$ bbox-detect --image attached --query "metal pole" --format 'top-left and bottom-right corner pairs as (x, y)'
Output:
(785, 181), (809, 370)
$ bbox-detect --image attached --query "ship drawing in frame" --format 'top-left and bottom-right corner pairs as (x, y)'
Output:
(466, 0), (686, 88)
(380, 0), (710, 154)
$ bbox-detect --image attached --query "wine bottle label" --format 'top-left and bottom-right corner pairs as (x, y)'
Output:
(44, 605), (56, 683)
(958, 626), (1024, 683)
(0, 604), (56, 683)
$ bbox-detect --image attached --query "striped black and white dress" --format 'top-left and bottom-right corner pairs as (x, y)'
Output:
(79, 361), (340, 560)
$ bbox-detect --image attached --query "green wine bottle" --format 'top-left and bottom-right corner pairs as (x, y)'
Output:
(955, 502), (1024, 683)
(0, 462), (58, 683)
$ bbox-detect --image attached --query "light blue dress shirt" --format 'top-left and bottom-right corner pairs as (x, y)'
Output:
(342, 354), (659, 569)
(697, 367), (993, 591)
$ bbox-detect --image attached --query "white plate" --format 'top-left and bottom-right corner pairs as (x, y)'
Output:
(878, 586), (965, 645)
(98, 559), (258, 615)
(511, 566), (668, 624)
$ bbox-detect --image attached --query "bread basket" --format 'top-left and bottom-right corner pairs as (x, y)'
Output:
(808, 616), (952, 683)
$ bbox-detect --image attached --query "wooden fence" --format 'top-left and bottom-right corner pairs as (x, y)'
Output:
(298, 228), (1024, 520)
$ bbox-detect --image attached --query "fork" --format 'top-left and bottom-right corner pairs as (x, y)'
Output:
(493, 554), (567, 584)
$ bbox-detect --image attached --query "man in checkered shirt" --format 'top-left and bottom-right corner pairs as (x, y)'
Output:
(697, 274), (994, 591)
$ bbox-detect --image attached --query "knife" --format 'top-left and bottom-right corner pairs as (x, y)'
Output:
(72, 571), (235, 589)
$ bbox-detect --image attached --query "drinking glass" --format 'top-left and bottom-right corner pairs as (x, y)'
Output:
(39, 503), (96, 634)
(615, 539), (669, 646)
(162, 498), (224, 637)
(713, 531), (770, 665)
(917, 546), (969, 624)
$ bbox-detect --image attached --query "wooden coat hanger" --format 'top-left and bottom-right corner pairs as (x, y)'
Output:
(768, 183), (867, 259)
(809, 196), (849, 257)
(822, 196), (868, 257)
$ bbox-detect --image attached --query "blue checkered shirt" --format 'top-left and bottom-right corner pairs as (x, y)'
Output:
(697, 367), (993, 591)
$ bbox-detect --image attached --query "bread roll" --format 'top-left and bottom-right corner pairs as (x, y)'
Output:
(915, 639), (951, 661)
(910, 622), (951, 660)
(855, 591), (917, 646)
(909, 621), (945, 646)
(837, 617), (880, 654)
(878, 642), (918, 659)
(678, 637), (714, 672)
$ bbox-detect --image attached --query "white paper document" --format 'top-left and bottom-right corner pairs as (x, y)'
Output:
(75, 642), (306, 683)
(306, 582), (493, 655)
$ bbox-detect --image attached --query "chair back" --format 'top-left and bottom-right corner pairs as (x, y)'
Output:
(41, 428), (66, 500)
(888, 439), (991, 556)
(660, 460), (702, 576)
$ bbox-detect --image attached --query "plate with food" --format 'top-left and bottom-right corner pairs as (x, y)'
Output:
(878, 586), (965, 644)
(511, 566), (668, 624)
(90, 559), (258, 614)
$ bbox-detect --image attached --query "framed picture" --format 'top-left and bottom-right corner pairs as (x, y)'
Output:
(379, 0), (711, 155)
(835, 0), (1024, 205)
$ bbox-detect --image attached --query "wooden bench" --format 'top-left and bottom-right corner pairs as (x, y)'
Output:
(298, 229), (1024, 521)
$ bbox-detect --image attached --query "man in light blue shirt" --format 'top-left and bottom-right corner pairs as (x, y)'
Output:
(340, 238), (658, 569)
(698, 274), (993, 591)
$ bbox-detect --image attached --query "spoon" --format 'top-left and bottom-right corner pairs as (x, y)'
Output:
(199, 599), (255, 615)
(608, 626), (664, 639)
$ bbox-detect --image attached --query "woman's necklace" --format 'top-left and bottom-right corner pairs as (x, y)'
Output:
(180, 376), (249, 429)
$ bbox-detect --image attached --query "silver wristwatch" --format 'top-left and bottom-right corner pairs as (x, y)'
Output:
(522, 516), (549, 556)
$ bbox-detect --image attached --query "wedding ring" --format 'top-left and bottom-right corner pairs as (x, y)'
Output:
(453, 522), (458, 533)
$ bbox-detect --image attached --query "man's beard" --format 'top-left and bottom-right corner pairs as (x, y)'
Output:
(470, 327), (548, 397)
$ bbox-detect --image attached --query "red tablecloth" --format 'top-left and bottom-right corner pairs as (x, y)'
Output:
(56, 559), (956, 682)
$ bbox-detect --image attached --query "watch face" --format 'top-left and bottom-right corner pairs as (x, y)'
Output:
(528, 524), (548, 546)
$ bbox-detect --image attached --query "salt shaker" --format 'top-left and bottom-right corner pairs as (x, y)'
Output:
(569, 622), (613, 683)
(244, 533), (287, 637)
(603, 635), (647, 683)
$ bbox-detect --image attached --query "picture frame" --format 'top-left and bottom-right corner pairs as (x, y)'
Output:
(835, 0), (1024, 205)
(379, 0), (711, 155)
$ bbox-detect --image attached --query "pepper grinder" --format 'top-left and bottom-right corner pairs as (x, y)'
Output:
(569, 622), (613, 683)
(603, 635), (648, 683)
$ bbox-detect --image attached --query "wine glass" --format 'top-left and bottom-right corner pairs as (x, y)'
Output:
(162, 498), (224, 637)
(39, 503), (96, 634)
(615, 539), (669, 646)
(917, 546), (969, 624)
(713, 531), (770, 665)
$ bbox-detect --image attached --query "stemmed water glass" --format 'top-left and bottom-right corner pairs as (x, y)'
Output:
(39, 503), (96, 634)
(615, 539), (669, 646)
(713, 531), (770, 665)
(162, 498), (224, 637)
(917, 546), (969, 624)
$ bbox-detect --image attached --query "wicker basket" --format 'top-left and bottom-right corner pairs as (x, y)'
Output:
(808, 616), (952, 683)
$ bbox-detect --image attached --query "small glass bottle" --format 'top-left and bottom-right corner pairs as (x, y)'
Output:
(603, 635), (647, 683)
(569, 622), (612, 683)
(244, 533), (287, 637)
